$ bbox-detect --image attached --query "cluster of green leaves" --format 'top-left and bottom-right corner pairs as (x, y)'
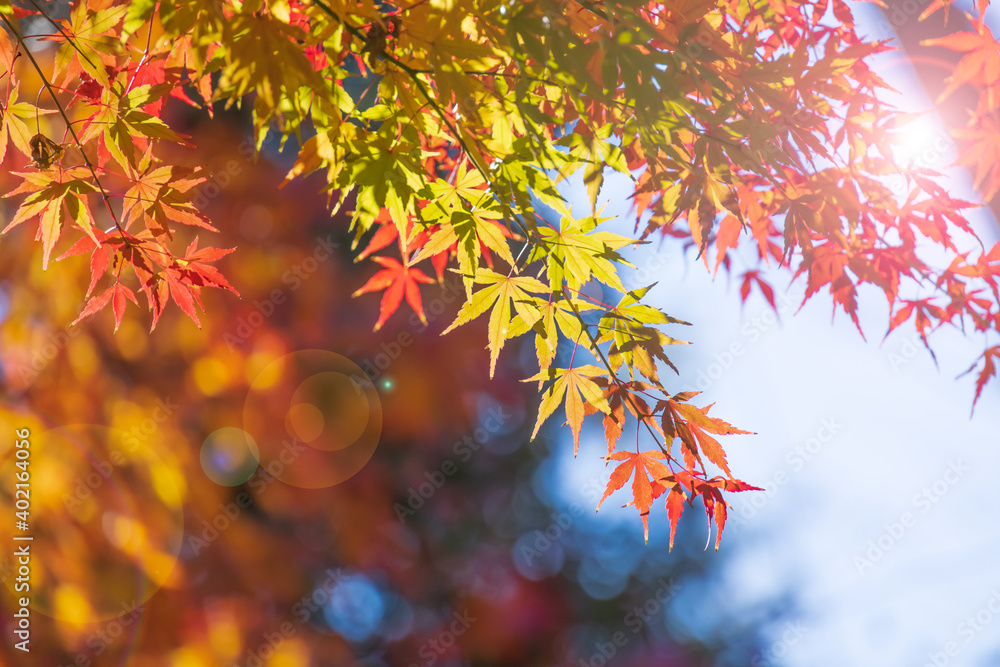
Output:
(3, 0), (1000, 547)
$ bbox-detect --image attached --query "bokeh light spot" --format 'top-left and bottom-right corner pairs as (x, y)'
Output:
(55, 584), (94, 627)
(323, 574), (385, 643)
(246, 349), (284, 389)
(200, 427), (261, 486)
(192, 357), (230, 396)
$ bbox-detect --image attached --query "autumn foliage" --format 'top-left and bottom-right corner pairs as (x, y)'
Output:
(1, 0), (999, 551)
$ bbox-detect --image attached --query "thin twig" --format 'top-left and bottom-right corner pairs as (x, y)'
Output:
(127, 1), (157, 93)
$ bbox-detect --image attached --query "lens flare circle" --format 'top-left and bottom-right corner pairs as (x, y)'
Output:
(244, 350), (382, 489)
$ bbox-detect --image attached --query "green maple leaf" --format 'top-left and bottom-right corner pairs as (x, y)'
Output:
(442, 268), (548, 377)
(528, 200), (638, 292)
(413, 204), (515, 297)
(597, 285), (691, 383)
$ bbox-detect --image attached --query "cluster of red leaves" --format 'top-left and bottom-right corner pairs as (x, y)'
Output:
(625, 0), (1000, 419)
(594, 391), (761, 546)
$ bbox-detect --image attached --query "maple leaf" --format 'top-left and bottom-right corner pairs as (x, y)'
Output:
(72, 284), (116, 327)
(1, 85), (57, 162)
(554, 122), (632, 212)
(660, 394), (754, 479)
(697, 483), (729, 551)
(739, 270), (777, 311)
(443, 269), (549, 376)
(885, 298), (947, 364)
(80, 80), (187, 170)
(425, 162), (489, 217)
(951, 116), (1000, 202)
(98, 233), (225, 332)
(664, 485), (687, 551)
(162, 266), (203, 327)
(960, 346), (1000, 416)
(506, 295), (600, 371)
(3, 168), (98, 269)
(49, 1), (127, 89)
(175, 238), (239, 295)
(411, 205), (516, 297)
(597, 450), (673, 543)
(922, 24), (1000, 104)
(523, 364), (612, 454)
(216, 10), (324, 135)
(353, 256), (435, 331)
(583, 380), (663, 454)
(72, 282), (138, 331)
(526, 200), (638, 293)
(714, 215), (743, 276)
(598, 286), (691, 383)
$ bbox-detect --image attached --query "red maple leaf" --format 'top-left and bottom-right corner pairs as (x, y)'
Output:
(961, 346), (1000, 416)
(353, 256), (435, 331)
(739, 269), (777, 311)
(176, 238), (239, 295)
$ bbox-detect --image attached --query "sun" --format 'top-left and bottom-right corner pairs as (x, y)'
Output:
(888, 112), (954, 172)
